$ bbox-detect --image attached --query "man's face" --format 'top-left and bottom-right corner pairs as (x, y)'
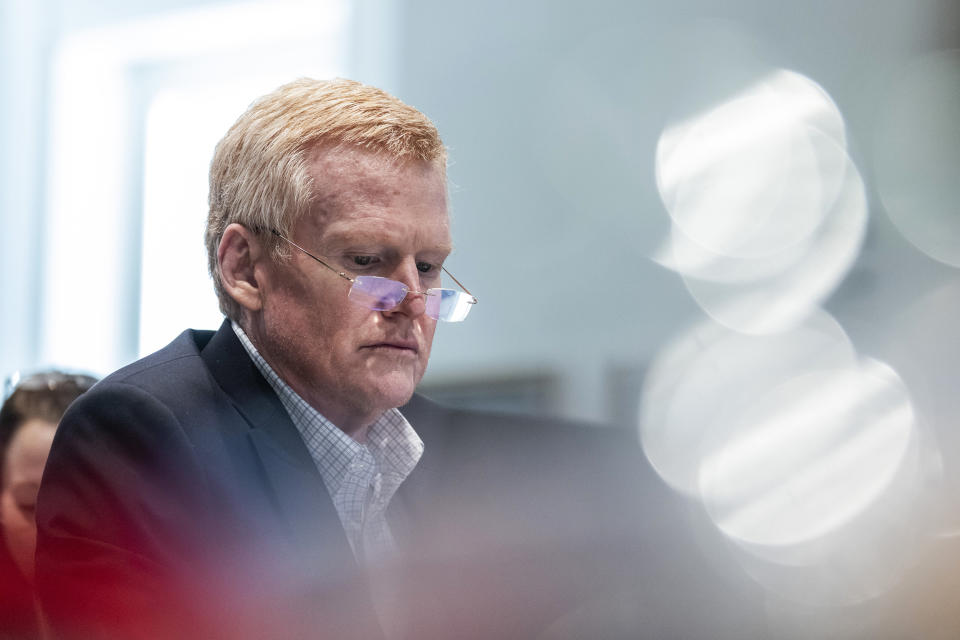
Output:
(249, 147), (450, 434)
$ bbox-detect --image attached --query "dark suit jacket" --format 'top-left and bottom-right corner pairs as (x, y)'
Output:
(35, 320), (764, 640)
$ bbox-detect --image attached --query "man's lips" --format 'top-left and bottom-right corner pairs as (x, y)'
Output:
(362, 340), (419, 353)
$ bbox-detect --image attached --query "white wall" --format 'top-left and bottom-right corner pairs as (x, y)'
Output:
(0, 0), (50, 377)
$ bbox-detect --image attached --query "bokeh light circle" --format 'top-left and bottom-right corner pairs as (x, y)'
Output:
(656, 69), (848, 261)
(680, 147), (867, 334)
(653, 69), (867, 334)
(874, 49), (960, 268)
(638, 310), (858, 497)
(699, 358), (915, 548)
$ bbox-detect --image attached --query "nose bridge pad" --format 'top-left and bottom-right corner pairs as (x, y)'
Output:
(398, 283), (427, 313)
(385, 265), (426, 315)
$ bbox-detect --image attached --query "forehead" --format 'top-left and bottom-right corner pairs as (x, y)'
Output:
(302, 146), (451, 249)
(4, 419), (56, 484)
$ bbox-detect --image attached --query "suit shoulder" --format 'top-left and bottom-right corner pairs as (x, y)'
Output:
(59, 327), (223, 441)
(101, 328), (215, 385)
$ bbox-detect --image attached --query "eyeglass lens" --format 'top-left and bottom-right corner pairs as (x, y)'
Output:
(348, 276), (473, 322)
(349, 276), (409, 311)
(427, 288), (474, 322)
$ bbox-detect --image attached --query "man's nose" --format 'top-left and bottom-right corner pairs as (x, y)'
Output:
(386, 262), (428, 317)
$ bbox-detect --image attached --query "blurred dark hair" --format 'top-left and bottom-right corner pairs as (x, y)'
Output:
(0, 371), (96, 480)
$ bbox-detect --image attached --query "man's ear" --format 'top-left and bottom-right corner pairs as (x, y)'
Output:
(218, 223), (265, 313)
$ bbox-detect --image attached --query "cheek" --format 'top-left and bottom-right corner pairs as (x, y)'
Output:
(1, 491), (36, 572)
(422, 316), (438, 342)
(1, 490), (32, 531)
(1, 489), (14, 525)
(419, 320), (438, 361)
(324, 308), (370, 358)
(299, 284), (358, 335)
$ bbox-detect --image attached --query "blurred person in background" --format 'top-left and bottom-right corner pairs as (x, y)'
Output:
(0, 371), (96, 640)
(35, 78), (763, 640)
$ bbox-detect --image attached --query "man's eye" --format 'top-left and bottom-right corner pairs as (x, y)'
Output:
(352, 256), (377, 267)
(417, 261), (435, 273)
(17, 502), (36, 517)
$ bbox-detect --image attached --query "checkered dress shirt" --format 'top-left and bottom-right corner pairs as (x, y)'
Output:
(231, 322), (424, 567)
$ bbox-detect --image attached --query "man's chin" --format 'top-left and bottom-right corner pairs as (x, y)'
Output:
(364, 374), (420, 413)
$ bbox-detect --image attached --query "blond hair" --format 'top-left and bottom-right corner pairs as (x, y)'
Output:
(205, 77), (447, 320)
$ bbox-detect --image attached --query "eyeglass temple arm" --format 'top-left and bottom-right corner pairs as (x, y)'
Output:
(271, 230), (354, 283)
(441, 266), (478, 304)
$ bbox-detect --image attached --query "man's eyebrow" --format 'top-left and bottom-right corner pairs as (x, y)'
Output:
(321, 232), (453, 254)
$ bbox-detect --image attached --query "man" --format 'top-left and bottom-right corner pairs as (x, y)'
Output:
(35, 79), (762, 640)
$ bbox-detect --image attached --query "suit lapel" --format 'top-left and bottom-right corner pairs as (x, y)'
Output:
(389, 393), (451, 549)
